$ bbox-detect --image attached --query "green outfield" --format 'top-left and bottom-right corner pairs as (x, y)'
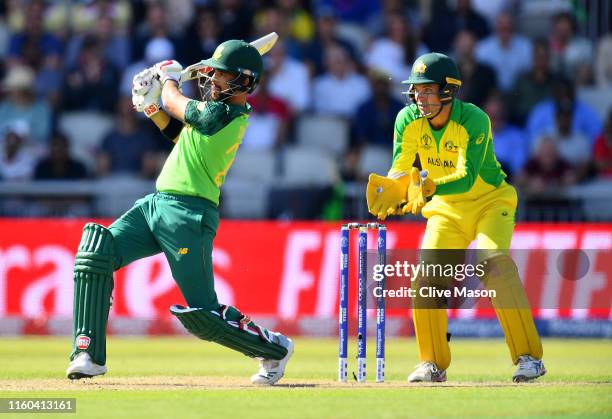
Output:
(0, 337), (611, 418)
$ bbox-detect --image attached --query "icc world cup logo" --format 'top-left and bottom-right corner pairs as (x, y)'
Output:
(420, 134), (432, 150)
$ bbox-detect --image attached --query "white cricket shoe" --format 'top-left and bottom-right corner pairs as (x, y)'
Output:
(513, 355), (546, 382)
(251, 333), (294, 385)
(66, 352), (107, 380)
(407, 362), (447, 383)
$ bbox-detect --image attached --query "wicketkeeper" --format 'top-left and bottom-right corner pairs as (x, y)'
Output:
(66, 40), (294, 385)
(367, 53), (546, 383)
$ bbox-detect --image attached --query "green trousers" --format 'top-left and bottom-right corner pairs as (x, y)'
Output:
(110, 192), (219, 309)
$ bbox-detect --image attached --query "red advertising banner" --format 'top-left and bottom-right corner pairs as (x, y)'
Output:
(0, 219), (611, 325)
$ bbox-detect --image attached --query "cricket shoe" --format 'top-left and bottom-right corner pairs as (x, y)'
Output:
(512, 355), (546, 383)
(407, 362), (447, 383)
(251, 333), (294, 385)
(66, 352), (107, 380)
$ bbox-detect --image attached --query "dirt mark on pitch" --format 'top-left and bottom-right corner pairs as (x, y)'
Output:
(2, 377), (611, 391)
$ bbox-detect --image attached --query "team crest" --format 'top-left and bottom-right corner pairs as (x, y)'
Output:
(414, 61), (427, 74)
(420, 134), (433, 150)
(213, 45), (225, 60)
(444, 140), (458, 153)
(76, 335), (91, 350)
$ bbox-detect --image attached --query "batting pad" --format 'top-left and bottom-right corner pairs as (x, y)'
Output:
(412, 308), (451, 370)
(482, 255), (543, 363)
(171, 304), (288, 360)
(71, 223), (116, 366)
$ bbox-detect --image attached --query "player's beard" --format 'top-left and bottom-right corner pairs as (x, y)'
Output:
(198, 74), (241, 103)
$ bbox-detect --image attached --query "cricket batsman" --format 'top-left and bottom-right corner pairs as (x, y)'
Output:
(66, 40), (294, 385)
(366, 53), (546, 383)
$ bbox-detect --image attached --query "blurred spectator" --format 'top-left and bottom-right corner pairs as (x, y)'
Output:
(6, 1), (62, 69)
(475, 11), (532, 92)
(121, 37), (175, 96)
(71, 0), (131, 34)
(424, 0), (489, 53)
(508, 38), (559, 125)
(365, 12), (428, 86)
(532, 100), (591, 179)
(63, 36), (120, 113)
(453, 30), (497, 107)
(267, 40), (311, 113)
(595, 33), (612, 88)
(278, 0), (315, 43)
(96, 97), (158, 178)
(549, 12), (593, 84)
(242, 70), (290, 150)
(526, 78), (602, 145)
(218, 0), (254, 41)
(353, 69), (404, 148)
(302, 7), (359, 76)
(0, 120), (36, 181)
(517, 136), (576, 194)
(313, 44), (370, 118)
(315, 0), (382, 25)
(65, 15), (131, 72)
(484, 92), (527, 178)
(34, 132), (88, 180)
(0, 65), (51, 146)
(181, 7), (221, 69)
(132, 1), (184, 63)
(593, 110), (612, 178)
(254, 6), (302, 60)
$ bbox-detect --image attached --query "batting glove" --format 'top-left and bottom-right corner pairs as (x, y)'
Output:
(132, 67), (158, 95)
(155, 60), (183, 87)
(132, 76), (162, 118)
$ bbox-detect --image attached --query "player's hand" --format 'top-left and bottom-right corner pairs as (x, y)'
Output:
(366, 173), (408, 220)
(401, 168), (436, 215)
(132, 67), (158, 95)
(155, 60), (183, 86)
(132, 76), (162, 118)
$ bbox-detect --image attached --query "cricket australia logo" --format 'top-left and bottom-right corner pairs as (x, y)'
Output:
(414, 60), (427, 74)
(420, 134), (433, 150)
(76, 335), (91, 350)
(444, 140), (458, 153)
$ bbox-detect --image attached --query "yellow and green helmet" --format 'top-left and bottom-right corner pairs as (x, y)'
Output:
(403, 52), (462, 102)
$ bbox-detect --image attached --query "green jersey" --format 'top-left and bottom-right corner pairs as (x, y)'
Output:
(389, 98), (506, 201)
(156, 100), (251, 205)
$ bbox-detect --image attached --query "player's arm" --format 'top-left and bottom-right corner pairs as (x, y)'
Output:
(155, 60), (190, 121)
(432, 112), (490, 195)
(366, 107), (417, 219)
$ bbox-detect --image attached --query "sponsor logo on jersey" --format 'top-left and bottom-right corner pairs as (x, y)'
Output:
(76, 335), (91, 350)
(444, 140), (458, 153)
(420, 134), (433, 150)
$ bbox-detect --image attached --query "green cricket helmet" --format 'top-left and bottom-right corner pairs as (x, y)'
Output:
(402, 52), (462, 104)
(199, 39), (263, 97)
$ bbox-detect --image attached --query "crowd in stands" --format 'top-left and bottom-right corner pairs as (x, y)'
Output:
(0, 0), (611, 219)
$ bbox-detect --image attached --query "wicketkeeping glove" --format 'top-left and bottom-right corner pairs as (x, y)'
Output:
(155, 59), (183, 87)
(366, 173), (408, 221)
(401, 168), (436, 215)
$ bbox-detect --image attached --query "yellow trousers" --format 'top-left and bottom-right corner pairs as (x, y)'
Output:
(414, 182), (543, 370)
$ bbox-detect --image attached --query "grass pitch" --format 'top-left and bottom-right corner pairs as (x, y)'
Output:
(0, 337), (611, 418)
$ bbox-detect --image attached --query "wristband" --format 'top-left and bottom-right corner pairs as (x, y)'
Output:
(162, 117), (183, 140)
